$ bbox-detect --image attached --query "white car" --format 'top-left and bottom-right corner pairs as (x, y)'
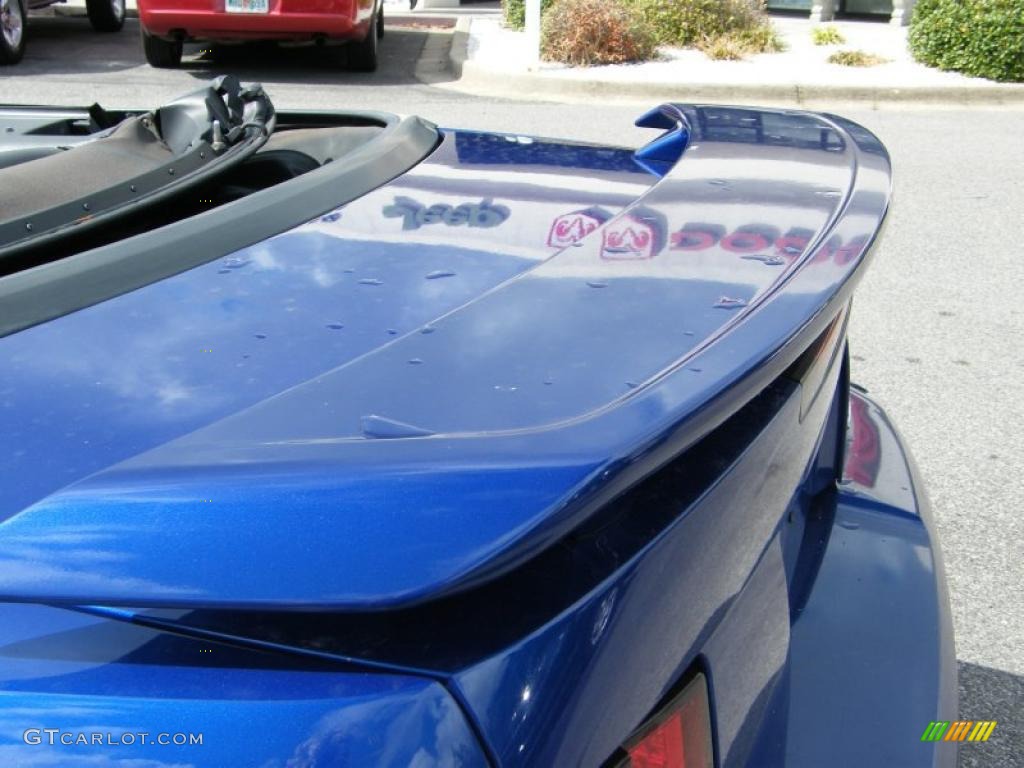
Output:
(1, 0), (124, 64)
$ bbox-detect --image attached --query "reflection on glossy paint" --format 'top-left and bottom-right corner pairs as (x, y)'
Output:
(0, 603), (489, 766)
(590, 588), (617, 644)
(453, 131), (645, 174)
(600, 209), (667, 261)
(845, 394), (881, 487)
(0, 106), (892, 615)
(382, 196), (510, 231)
(547, 207), (611, 249)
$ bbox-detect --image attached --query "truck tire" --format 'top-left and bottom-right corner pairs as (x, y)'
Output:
(87, 0), (125, 32)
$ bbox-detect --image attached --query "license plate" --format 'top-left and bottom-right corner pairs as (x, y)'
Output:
(225, 0), (268, 13)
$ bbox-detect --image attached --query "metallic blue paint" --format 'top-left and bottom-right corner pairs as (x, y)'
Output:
(443, 385), (956, 768)
(785, 391), (958, 767)
(0, 603), (489, 766)
(0, 102), (955, 767)
(0, 106), (891, 611)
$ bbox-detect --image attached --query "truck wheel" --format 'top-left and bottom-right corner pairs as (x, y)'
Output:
(142, 29), (183, 68)
(87, 0), (125, 32)
(376, 4), (383, 39)
(0, 0), (26, 65)
(346, 8), (377, 72)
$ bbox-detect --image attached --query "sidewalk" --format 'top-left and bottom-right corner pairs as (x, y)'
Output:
(440, 13), (1024, 106)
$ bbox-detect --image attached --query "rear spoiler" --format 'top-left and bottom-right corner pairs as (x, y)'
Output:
(0, 105), (892, 611)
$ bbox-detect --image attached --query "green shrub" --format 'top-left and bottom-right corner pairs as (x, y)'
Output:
(828, 49), (889, 66)
(541, 0), (658, 65)
(623, 0), (779, 50)
(909, 0), (1024, 82)
(811, 25), (845, 45)
(503, 0), (555, 29)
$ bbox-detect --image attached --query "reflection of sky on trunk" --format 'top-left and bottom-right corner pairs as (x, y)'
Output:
(190, 140), (861, 441)
(0, 233), (534, 522)
(1, 131), (653, 523)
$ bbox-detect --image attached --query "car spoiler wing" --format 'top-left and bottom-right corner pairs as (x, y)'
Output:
(0, 105), (892, 610)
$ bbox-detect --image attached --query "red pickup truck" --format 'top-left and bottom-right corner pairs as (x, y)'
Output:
(137, 0), (382, 70)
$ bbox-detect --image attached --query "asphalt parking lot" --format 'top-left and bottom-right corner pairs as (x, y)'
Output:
(3, 12), (1023, 767)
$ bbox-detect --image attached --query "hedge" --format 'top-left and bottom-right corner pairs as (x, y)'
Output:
(622, 0), (777, 48)
(909, 0), (1024, 82)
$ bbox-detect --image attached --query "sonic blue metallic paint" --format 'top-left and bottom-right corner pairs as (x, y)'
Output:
(1, 107), (884, 609)
(0, 102), (955, 766)
(0, 604), (489, 766)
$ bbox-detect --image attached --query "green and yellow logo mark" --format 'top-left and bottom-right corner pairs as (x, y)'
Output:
(921, 721), (996, 742)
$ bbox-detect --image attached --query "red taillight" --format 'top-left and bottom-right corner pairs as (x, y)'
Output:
(620, 673), (714, 768)
(628, 711), (686, 767)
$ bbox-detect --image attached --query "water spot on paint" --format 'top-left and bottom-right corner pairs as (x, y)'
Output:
(326, 323), (344, 330)
(587, 281), (608, 289)
(254, 334), (267, 340)
(420, 326), (436, 335)
(838, 520), (860, 530)
(408, 358), (424, 365)
(425, 270), (456, 280)
(359, 278), (383, 286)
(714, 296), (747, 309)
(741, 254), (785, 266)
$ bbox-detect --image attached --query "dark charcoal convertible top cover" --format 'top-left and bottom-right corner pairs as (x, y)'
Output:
(0, 75), (275, 258)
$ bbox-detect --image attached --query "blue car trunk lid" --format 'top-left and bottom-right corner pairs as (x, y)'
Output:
(0, 106), (891, 611)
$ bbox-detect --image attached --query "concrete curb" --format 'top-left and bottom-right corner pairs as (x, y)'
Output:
(435, 17), (1024, 107)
